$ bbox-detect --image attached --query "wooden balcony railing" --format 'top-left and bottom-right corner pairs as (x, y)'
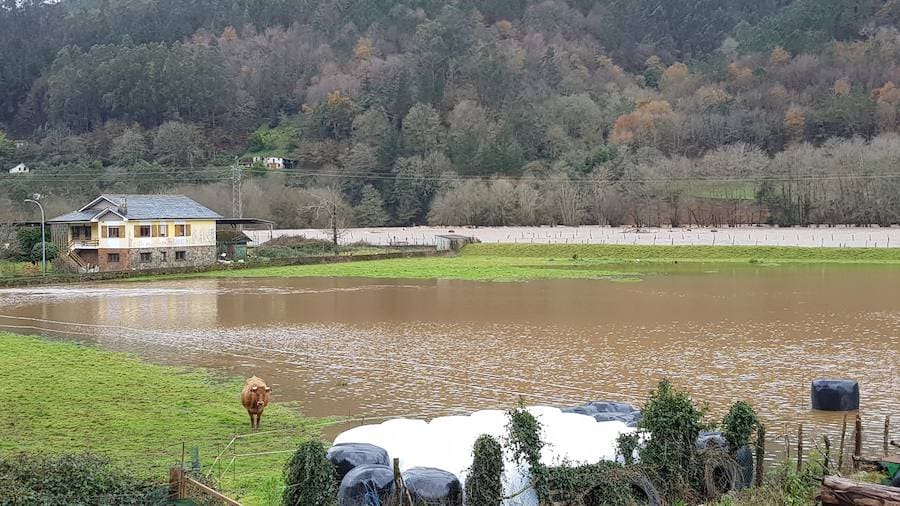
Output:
(70, 239), (99, 248)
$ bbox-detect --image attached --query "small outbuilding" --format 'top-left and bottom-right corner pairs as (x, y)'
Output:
(216, 230), (251, 260)
(435, 234), (475, 252)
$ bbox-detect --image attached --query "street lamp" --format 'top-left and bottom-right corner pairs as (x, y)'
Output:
(24, 198), (46, 275)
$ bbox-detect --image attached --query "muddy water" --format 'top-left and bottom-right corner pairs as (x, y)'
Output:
(1, 266), (898, 455)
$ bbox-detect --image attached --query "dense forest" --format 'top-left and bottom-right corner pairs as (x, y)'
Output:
(3, 0), (900, 228)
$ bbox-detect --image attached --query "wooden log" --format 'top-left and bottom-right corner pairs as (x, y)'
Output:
(816, 475), (900, 505)
(797, 423), (804, 472)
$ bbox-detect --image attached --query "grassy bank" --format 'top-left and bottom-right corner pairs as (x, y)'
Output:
(0, 332), (323, 505)
(182, 243), (900, 282)
(461, 243), (900, 262)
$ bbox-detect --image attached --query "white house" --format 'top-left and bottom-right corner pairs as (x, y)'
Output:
(7, 163), (29, 174)
(49, 194), (222, 272)
(250, 156), (296, 169)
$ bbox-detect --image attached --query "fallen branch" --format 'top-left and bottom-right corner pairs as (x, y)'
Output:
(816, 475), (900, 505)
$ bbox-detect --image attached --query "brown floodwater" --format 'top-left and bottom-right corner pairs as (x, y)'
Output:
(1, 266), (898, 457)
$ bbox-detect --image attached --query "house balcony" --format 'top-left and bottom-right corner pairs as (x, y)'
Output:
(70, 239), (100, 249)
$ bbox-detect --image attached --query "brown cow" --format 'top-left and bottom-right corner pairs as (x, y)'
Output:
(241, 376), (272, 429)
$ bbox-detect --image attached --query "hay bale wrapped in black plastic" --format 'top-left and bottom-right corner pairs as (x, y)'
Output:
(402, 467), (463, 505)
(811, 380), (859, 411)
(561, 401), (642, 427)
(327, 443), (390, 482)
(338, 464), (394, 506)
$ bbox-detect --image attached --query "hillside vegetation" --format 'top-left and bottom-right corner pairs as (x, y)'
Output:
(3, 1), (900, 227)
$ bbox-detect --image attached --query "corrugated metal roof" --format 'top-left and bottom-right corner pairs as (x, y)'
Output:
(49, 194), (222, 222)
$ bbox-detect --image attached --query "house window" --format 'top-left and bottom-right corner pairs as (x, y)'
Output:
(139, 252), (152, 263)
(107, 226), (120, 238)
(139, 226), (152, 238)
(107, 253), (120, 263)
(175, 224), (188, 237)
(72, 226), (91, 240)
(158, 224), (168, 237)
(160, 251), (167, 262)
(175, 251), (186, 261)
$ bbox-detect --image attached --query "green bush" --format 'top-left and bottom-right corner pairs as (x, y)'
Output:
(258, 236), (337, 258)
(633, 379), (711, 501)
(16, 227), (45, 262)
(0, 452), (165, 505)
(282, 440), (336, 506)
(466, 435), (503, 506)
(721, 401), (760, 454)
(543, 461), (639, 506)
(30, 241), (58, 263)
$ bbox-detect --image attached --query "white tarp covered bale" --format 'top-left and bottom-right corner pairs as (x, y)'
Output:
(333, 406), (635, 506)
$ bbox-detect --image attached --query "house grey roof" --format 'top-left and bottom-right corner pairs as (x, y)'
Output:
(49, 194), (223, 222)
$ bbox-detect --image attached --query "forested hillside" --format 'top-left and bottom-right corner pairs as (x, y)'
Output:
(3, 0), (900, 228)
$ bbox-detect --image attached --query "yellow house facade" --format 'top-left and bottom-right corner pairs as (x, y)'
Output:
(50, 195), (221, 272)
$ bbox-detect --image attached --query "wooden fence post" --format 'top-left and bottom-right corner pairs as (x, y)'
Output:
(393, 457), (403, 506)
(755, 425), (766, 487)
(838, 414), (847, 473)
(823, 435), (831, 474)
(884, 415), (891, 455)
(169, 467), (185, 501)
(797, 424), (804, 472)
(853, 415), (863, 472)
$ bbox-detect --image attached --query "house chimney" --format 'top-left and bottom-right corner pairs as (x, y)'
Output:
(121, 197), (128, 215)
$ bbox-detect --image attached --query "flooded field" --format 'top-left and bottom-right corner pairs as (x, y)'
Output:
(2, 266), (898, 454)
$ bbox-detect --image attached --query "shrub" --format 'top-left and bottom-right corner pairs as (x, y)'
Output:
(543, 461), (640, 506)
(0, 452), (165, 505)
(258, 236), (337, 258)
(465, 435), (503, 506)
(634, 379), (710, 501)
(721, 401), (760, 453)
(282, 440), (336, 506)
(30, 241), (58, 263)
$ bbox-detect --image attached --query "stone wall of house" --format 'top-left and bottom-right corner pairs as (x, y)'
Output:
(98, 248), (133, 271)
(92, 246), (215, 272)
(125, 246), (216, 270)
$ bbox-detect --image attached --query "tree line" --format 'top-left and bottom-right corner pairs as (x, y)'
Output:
(3, 0), (900, 227)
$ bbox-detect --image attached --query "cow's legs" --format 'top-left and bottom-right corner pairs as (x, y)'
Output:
(248, 412), (255, 429)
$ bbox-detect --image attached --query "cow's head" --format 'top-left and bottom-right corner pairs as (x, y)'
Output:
(251, 385), (272, 408)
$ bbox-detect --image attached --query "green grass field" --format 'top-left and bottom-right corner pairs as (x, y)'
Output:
(0, 333), (327, 505)
(180, 243), (900, 282)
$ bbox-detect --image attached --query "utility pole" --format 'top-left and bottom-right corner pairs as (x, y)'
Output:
(231, 159), (243, 220)
(24, 198), (46, 275)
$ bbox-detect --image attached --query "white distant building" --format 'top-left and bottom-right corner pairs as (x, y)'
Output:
(250, 156), (295, 169)
(7, 163), (29, 174)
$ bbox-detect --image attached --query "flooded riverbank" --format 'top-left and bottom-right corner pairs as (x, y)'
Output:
(1, 265), (897, 455)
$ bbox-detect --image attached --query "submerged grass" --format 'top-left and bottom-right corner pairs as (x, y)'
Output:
(176, 243), (900, 282)
(0, 332), (325, 505)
